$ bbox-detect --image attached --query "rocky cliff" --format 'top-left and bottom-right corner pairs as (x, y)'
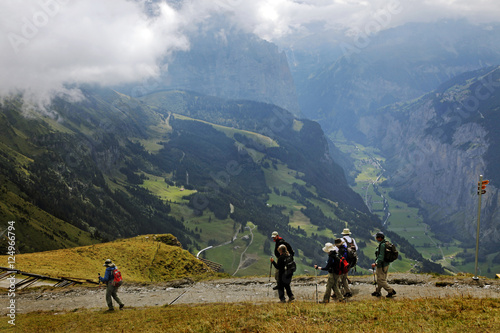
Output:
(359, 66), (500, 247)
(164, 28), (300, 114)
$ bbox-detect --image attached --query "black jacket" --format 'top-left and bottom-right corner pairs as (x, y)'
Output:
(321, 250), (341, 274)
(274, 237), (294, 258)
(272, 253), (293, 282)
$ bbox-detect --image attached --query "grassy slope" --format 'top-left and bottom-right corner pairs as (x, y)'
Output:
(3, 298), (499, 332)
(0, 190), (98, 253)
(0, 234), (214, 283)
(137, 114), (343, 276)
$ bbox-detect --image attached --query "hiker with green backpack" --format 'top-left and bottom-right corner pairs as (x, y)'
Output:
(371, 232), (397, 298)
(99, 259), (125, 311)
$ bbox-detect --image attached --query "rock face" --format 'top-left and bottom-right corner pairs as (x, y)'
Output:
(159, 28), (300, 115)
(359, 66), (500, 246)
(295, 21), (500, 141)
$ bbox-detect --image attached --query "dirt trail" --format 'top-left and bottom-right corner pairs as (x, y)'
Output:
(1, 273), (499, 314)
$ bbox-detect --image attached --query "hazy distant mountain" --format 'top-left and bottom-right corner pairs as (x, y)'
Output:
(116, 22), (300, 115)
(291, 20), (500, 141)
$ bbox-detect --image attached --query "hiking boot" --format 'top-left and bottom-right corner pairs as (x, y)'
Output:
(319, 300), (329, 304)
(106, 308), (114, 312)
(371, 291), (381, 297)
(279, 299), (286, 303)
(272, 286), (279, 290)
(119, 304), (125, 310)
(288, 297), (295, 302)
(386, 290), (396, 298)
(344, 292), (353, 298)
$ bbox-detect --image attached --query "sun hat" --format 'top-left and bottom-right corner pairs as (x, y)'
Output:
(375, 232), (385, 239)
(271, 231), (279, 238)
(322, 242), (336, 253)
(103, 259), (114, 267)
(341, 228), (351, 235)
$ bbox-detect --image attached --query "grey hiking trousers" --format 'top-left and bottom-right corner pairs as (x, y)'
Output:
(106, 282), (124, 309)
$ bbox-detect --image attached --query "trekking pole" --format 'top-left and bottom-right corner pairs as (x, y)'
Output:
(98, 273), (101, 289)
(372, 268), (376, 286)
(267, 260), (272, 297)
(315, 266), (318, 303)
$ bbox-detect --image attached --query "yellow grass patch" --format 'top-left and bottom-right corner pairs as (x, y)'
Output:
(0, 234), (211, 283)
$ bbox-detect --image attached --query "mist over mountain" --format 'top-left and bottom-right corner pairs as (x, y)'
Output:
(160, 25), (301, 114)
(291, 20), (500, 141)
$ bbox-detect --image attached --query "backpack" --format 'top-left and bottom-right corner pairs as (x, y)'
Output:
(345, 247), (358, 268)
(384, 241), (399, 262)
(284, 255), (296, 275)
(343, 237), (358, 268)
(338, 256), (350, 275)
(112, 268), (123, 286)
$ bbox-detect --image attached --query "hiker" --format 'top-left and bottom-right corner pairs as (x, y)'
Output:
(341, 228), (358, 280)
(270, 244), (295, 303)
(314, 240), (346, 302)
(335, 238), (352, 298)
(371, 232), (396, 298)
(341, 228), (358, 251)
(99, 259), (125, 311)
(271, 231), (294, 289)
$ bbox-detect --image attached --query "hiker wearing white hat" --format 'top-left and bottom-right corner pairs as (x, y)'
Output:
(313, 240), (346, 303)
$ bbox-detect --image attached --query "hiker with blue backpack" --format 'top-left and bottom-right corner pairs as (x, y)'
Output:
(371, 232), (397, 298)
(314, 239), (349, 303)
(270, 244), (295, 303)
(99, 259), (125, 311)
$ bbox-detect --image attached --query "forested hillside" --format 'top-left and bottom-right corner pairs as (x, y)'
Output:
(0, 87), (443, 275)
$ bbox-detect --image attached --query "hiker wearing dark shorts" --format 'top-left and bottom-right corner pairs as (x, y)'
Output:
(99, 259), (125, 311)
(270, 244), (295, 303)
(271, 231), (294, 290)
(371, 232), (396, 298)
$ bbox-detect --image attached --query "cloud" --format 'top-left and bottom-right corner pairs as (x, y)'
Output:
(213, 0), (500, 41)
(0, 0), (190, 106)
(1, 0), (499, 107)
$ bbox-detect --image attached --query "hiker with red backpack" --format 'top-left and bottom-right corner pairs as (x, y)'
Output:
(99, 259), (125, 311)
(314, 239), (349, 303)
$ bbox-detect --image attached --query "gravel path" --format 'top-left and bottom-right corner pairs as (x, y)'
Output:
(1, 273), (499, 314)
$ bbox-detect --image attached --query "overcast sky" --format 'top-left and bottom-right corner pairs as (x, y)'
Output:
(1, 0), (500, 106)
